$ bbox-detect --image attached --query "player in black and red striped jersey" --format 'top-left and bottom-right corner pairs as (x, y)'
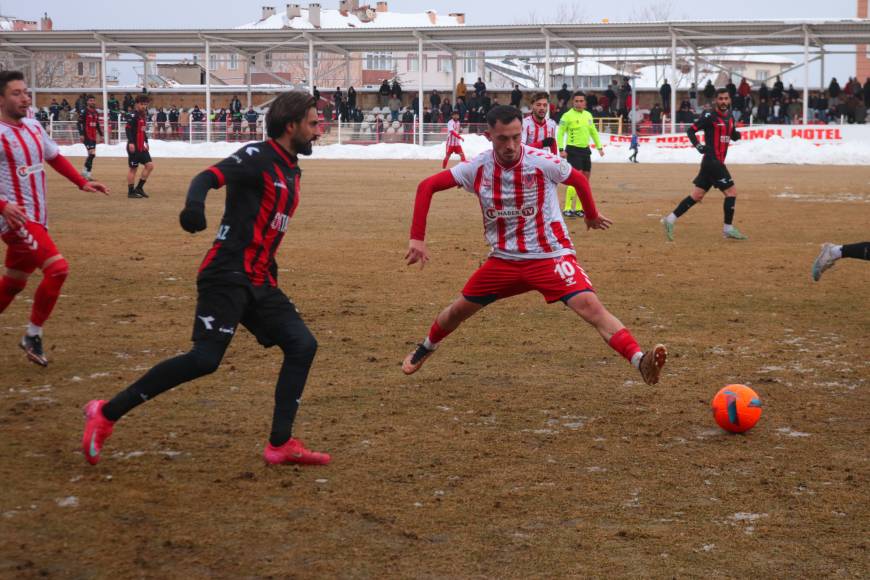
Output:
(82, 91), (331, 467)
(125, 95), (154, 199)
(77, 95), (102, 180)
(661, 88), (747, 241)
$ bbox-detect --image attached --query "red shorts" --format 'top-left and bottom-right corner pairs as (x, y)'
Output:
(446, 145), (464, 156)
(2, 222), (61, 274)
(462, 255), (594, 305)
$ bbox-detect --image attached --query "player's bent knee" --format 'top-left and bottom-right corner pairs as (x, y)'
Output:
(188, 342), (224, 375)
(43, 257), (69, 279)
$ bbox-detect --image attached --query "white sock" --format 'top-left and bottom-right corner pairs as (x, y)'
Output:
(724, 224), (734, 233)
(630, 351), (643, 369)
(422, 337), (438, 351)
(665, 213), (677, 224)
(26, 323), (42, 337)
(831, 245), (843, 260)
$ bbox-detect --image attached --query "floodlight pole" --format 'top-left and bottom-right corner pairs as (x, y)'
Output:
(820, 49), (825, 91)
(205, 40), (212, 143)
(451, 54), (457, 106)
(418, 36), (424, 146)
(671, 31), (677, 133)
(345, 53), (351, 88)
(30, 53), (37, 109)
(573, 51), (578, 90)
(630, 74), (637, 135)
(100, 41), (109, 145)
(802, 27), (809, 125)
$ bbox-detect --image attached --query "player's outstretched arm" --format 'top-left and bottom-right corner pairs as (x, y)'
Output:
(561, 169), (611, 230)
(407, 169), (458, 268)
(46, 154), (109, 194)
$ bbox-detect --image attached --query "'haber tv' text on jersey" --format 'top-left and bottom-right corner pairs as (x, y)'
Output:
(198, 141), (301, 287)
(0, 118), (60, 234)
(450, 145), (574, 261)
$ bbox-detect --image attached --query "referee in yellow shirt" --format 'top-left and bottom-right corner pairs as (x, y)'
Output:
(557, 92), (604, 217)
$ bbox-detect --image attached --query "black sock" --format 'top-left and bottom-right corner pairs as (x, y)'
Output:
(136, 179), (146, 190)
(128, 183), (134, 194)
(673, 196), (697, 217)
(723, 196), (736, 225)
(842, 241), (870, 261)
(102, 341), (227, 421)
(84, 154), (95, 171)
(269, 325), (318, 447)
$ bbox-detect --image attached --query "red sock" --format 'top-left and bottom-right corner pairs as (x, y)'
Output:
(442, 156), (449, 169)
(30, 259), (68, 327)
(608, 328), (642, 362)
(0, 276), (27, 314)
(426, 320), (451, 346)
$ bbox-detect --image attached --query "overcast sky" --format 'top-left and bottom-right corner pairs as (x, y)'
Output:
(0, 0), (861, 83)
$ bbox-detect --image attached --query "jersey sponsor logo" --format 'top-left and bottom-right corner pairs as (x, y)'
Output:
(16, 163), (44, 178)
(270, 212), (290, 232)
(484, 206), (537, 221)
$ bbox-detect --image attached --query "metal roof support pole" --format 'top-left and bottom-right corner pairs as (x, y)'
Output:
(308, 37), (315, 94)
(246, 55), (252, 109)
(29, 53), (37, 108)
(671, 31), (677, 133)
(451, 54), (457, 106)
(205, 40), (212, 143)
(630, 74), (637, 136)
(803, 27), (809, 125)
(544, 34), (551, 94)
(693, 46), (699, 94)
(418, 36), (424, 146)
(345, 53), (351, 88)
(820, 48), (825, 91)
(573, 51), (578, 90)
(101, 41), (109, 146)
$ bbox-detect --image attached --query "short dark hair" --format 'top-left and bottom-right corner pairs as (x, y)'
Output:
(266, 91), (317, 139)
(716, 87), (728, 96)
(531, 92), (550, 103)
(572, 91), (586, 99)
(485, 105), (523, 128)
(0, 70), (25, 96)
(135, 94), (150, 104)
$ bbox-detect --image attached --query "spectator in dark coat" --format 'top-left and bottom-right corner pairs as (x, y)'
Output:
(391, 79), (402, 98)
(473, 77), (486, 97)
(703, 80), (716, 102)
(379, 79), (391, 106)
(347, 86), (357, 112)
(510, 85), (522, 107)
(659, 80), (671, 112)
(828, 78), (841, 103)
(557, 83), (571, 105)
(429, 90), (441, 111)
(726, 79), (737, 99)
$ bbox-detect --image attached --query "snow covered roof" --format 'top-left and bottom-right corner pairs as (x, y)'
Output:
(238, 8), (463, 30)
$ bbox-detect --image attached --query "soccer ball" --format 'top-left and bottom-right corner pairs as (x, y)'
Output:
(711, 384), (762, 433)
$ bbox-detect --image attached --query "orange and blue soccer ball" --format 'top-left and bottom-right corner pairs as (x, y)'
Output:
(712, 384), (762, 433)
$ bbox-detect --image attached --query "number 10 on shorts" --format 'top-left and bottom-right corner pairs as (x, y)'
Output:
(554, 260), (576, 285)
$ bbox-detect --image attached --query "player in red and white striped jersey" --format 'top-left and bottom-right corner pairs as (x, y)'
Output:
(0, 71), (109, 366)
(522, 92), (558, 155)
(402, 105), (667, 386)
(441, 110), (466, 169)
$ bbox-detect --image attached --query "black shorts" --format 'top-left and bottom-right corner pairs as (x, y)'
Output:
(191, 279), (304, 348)
(693, 158), (735, 192)
(565, 146), (592, 173)
(83, 139), (97, 150)
(127, 149), (152, 168)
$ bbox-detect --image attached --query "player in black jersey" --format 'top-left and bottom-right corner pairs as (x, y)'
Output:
(662, 88), (747, 241)
(81, 92), (331, 467)
(77, 95), (102, 180)
(125, 95), (154, 199)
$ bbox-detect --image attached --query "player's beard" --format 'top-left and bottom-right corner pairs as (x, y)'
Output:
(293, 135), (315, 156)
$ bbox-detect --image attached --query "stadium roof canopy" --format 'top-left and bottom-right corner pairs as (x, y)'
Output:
(4, 19), (866, 134)
(0, 19), (868, 54)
